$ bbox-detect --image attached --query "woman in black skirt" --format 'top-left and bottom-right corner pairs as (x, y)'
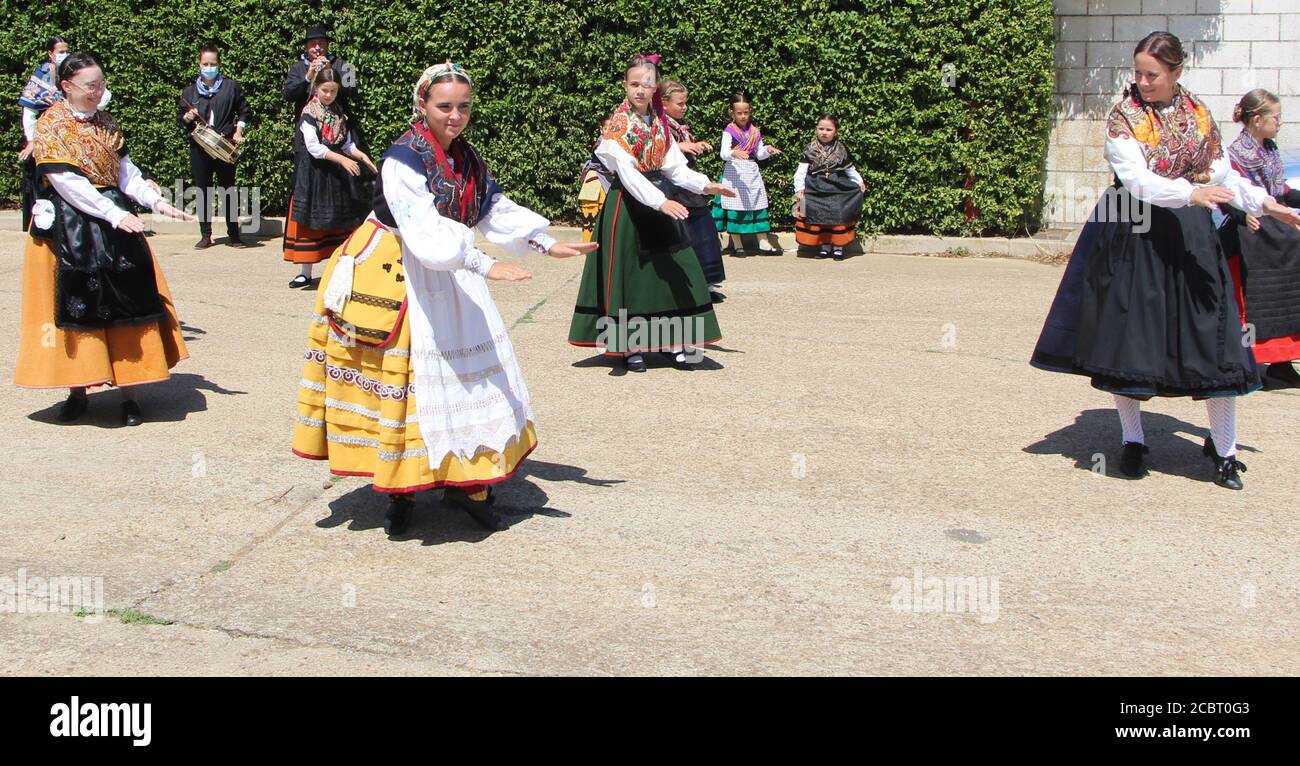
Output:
(1031, 32), (1300, 490)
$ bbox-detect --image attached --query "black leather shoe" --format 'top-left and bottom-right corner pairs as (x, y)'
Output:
(194, 235), (213, 249)
(662, 351), (697, 370)
(57, 390), (88, 422)
(227, 236), (248, 249)
(444, 487), (508, 531)
(289, 274), (310, 288)
(384, 495), (414, 535)
(1264, 362), (1300, 388)
(626, 354), (647, 372)
(1209, 452), (1246, 490)
(832, 248), (846, 261)
(1119, 441), (1149, 478)
(121, 400), (143, 426)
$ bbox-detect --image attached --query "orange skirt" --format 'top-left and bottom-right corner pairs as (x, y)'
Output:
(282, 197), (353, 264)
(795, 216), (857, 247)
(13, 235), (188, 390)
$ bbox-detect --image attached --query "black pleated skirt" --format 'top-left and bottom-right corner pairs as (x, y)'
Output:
(1031, 185), (1260, 399)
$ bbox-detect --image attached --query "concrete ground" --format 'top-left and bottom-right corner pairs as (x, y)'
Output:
(1, 221), (1297, 676)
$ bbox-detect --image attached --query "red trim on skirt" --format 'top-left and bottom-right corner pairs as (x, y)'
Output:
(292, 442), (540, 495)
(1229, 254), (1300, 363)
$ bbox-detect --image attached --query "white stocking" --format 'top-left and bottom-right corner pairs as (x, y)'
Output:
(1206, 397), (1237, 458)
(1113, 394), (1144, 445)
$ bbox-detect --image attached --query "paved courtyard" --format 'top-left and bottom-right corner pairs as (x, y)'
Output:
(2, 221), (1296, 675)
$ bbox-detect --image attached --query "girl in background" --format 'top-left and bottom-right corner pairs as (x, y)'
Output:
(578, 113), (615, 242)
(284, 66), (376, 288)
(568, 55), (734, 372)
(794, 114), (865, 261)
(661, 79), (725, 299)
(712, 90), (782, 256)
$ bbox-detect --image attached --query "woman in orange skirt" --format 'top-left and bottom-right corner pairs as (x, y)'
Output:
(15, 52), (194, 426)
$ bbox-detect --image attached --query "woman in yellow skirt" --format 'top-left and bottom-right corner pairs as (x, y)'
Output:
(14, 52), (194, 426)
(293, 61), (594, 535)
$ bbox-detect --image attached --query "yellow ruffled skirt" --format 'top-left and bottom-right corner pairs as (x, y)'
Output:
(291, 236), (538, 494)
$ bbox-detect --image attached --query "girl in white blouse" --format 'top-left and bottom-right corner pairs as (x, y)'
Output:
(294, 61), (595, 535)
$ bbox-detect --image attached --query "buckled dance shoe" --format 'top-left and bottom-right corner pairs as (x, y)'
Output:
(1264, 362), (1300, 389)
(443, 486), (507, 531)
(1118, 442), (1149, 478)
(384, 494), (414, 535)
(57, 389), (89, 423)
(121, 400), (143, 427)
(1203, 437), (1245, 490)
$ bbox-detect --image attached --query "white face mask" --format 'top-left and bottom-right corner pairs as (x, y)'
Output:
(54, 52), (69, 65)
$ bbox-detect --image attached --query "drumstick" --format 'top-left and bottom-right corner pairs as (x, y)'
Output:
(180, 97), (202, 121)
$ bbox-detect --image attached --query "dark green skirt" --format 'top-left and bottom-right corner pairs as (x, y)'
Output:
(569, 185), (722, 355)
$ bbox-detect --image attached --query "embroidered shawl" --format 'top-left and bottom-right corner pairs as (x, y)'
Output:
(18, 62), (61, 112)
(1106, 84), (1220, 183)
(302, 95), (348, 146)
(383, 119), (497, 226)
(604, 99), (670, 172)
(1228, 130), (1285, 198)
(32, 100), (126, 186)
(725, 121), (762, 156)
(802, 139), (853, 175)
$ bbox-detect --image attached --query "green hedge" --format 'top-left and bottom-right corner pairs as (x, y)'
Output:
(0, 0), (1055, 235)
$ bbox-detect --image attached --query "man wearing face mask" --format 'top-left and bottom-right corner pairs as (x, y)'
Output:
(178, 41), (254, 249)
(282, 25), (359, 130)
(17, 36), (112, 231)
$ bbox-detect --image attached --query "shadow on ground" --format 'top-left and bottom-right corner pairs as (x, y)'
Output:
(25, 372), (247, 428)
(315, 458), (624, 545)
(572, 352), (726, 375)
(1023, 407), (1259, 484)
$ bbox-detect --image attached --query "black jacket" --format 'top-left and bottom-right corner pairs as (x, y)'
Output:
(177, 78), (254, 140)
(283, 53), (358, 117)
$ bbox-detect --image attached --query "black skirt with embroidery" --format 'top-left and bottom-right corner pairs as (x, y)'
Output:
(34, 185), (164, 330)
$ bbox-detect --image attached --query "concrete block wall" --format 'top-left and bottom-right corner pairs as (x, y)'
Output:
(1045, 0), (1300, 227)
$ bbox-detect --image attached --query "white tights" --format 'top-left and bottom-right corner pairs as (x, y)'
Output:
(1113, 394), (1237, 458)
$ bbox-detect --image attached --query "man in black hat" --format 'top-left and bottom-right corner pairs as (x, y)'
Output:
(282, 25), (358, 119)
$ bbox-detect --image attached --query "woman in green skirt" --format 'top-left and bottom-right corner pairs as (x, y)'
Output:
(568, 54), (736, 372)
